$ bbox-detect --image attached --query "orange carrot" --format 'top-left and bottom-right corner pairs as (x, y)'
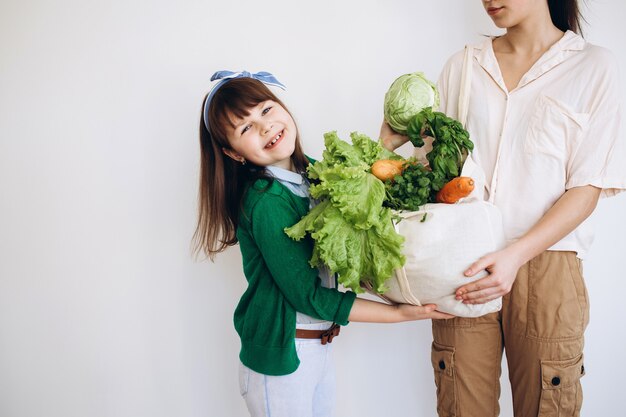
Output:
(436, 176), (475, 204)
(371, 159), (405, 181)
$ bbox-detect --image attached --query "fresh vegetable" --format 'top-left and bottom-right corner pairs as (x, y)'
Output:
(307, 131), (398, 181)
(285, 132), (405, 293)
(286, 75), (477, 294)
(407, 107), (474, 192)
(436, 176), (475, 204)
(371, 159), (405, 181)
(383, 72), (439, 135)
(383, 160), (432, 211)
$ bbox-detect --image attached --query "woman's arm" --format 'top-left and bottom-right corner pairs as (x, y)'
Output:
(456, 185), (601, 304)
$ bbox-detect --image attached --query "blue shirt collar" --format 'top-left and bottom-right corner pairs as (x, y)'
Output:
(265, 165), (306, 185)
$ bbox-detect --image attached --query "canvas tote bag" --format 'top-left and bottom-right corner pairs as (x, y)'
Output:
(379, 46), (506, 317)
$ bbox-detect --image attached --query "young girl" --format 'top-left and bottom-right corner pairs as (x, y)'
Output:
(194, 71), (452, 417)
(381, 1), (625, 416)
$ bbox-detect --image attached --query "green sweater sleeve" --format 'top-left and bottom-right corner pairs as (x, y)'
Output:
(249, 189), (356, 325)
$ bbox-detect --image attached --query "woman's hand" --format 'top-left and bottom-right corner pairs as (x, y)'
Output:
(455, 246), (525, 304)
(379, 120), (409, 151)
(456, 185), (602, 305)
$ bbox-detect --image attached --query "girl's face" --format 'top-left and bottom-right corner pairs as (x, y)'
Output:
(223, 100), (297, 170)
(482, 0), (545, 29)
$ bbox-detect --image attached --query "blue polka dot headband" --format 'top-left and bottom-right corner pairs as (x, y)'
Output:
(202, 70), (286, 132)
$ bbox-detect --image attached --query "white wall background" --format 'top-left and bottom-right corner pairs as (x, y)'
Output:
(1, 1), (625, 416)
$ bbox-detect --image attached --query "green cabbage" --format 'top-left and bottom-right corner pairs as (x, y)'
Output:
(383, 72), (439, 135)
(285, 131), (405, 293)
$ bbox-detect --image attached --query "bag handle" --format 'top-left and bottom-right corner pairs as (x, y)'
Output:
(458, 45), (473, 128)
(457, 45), (492, 203)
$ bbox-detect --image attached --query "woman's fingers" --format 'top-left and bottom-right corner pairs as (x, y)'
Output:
(379, 120), (409, 150)
(459, 286), (502, 304)
(455, 275), (493, 299)
(457, 249), (522, 304)
(464, 254), (493, 278)
(456, 272), (514, 303)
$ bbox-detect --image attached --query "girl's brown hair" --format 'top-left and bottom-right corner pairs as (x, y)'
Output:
(548, 0), (585, 35)
(192, 77), (309, 260)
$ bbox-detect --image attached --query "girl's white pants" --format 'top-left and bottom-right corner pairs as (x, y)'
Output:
(238, 323), (336, 417)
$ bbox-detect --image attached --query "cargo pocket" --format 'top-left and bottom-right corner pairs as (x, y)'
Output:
(538, 354), (585, 416)
(431, 342), (457, 417)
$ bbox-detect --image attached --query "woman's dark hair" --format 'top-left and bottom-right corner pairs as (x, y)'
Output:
(192, 77), (309, 260)
(548, 0), (585, 35)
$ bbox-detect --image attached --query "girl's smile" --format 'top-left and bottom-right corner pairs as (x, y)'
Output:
(265, 130), (284, 149)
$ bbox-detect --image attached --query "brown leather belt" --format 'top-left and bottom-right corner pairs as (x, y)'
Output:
(295, 323), (341, 345)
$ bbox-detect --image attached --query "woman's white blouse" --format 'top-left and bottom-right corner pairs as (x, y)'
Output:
(437, 31), (626, 258)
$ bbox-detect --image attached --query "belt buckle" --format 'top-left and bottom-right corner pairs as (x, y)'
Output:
(320, 324), (340, 345)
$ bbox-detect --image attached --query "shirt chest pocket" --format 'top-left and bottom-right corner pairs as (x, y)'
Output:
(524, 95), (589, 158)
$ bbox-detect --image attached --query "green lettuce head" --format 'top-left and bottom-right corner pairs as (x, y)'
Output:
(383, 72), (439, 135)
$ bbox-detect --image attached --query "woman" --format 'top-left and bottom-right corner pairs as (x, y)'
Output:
(381, 1), (625, 415)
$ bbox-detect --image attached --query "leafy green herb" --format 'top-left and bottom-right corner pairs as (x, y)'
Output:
(407, 107), (474, 191)
(383, 160), (432, 211)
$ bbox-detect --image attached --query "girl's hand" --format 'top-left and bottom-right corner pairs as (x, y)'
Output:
(455, 246), (525, 304)
(349, 298), (453, 322)
(397, 303), (455, 320)
(379, 121), (409, 151)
